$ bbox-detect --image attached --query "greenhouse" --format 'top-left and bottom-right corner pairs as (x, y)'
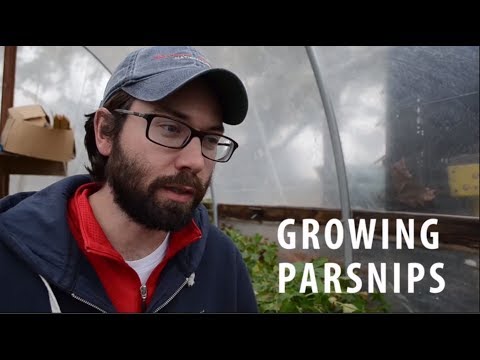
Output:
(0, 46), (478, 312)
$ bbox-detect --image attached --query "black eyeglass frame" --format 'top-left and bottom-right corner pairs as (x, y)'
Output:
(113, 109), (239, 162)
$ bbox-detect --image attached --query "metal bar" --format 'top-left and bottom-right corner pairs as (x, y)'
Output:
(210, 181), (218, 227)
(305, 46), (353, 266)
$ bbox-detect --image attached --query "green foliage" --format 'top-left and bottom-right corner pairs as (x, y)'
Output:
(224, 226), (389, 313)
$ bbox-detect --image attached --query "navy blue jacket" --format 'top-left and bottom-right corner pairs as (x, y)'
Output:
(0, 175), (258, 313)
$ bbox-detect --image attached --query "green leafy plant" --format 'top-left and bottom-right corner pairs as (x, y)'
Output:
(224, 226), (389, 313)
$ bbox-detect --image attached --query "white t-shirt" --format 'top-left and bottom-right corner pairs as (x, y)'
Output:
(125, 233), (170, 285)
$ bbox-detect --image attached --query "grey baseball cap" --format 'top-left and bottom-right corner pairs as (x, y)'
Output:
(100, 46), (248, 125)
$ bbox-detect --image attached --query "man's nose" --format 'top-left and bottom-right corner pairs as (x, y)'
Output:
(174, 137), (206, 173)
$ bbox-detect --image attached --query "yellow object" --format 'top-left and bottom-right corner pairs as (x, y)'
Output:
(447, 163), (479, 197)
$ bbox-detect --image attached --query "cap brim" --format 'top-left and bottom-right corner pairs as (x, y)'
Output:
(198, 69), (248, 125)
(123, 68), (248, 126)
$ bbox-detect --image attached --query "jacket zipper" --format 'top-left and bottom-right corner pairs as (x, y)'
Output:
(72, 273), (194, 313)
(140, 285), (148, 312)
(153, 278), (189, 313)
(71, 293), (107, 313)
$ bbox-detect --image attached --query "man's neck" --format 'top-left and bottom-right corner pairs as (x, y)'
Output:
(88, 185), (168, 261)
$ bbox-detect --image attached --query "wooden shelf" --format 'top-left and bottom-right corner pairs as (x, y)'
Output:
(0, 152), (67, 176)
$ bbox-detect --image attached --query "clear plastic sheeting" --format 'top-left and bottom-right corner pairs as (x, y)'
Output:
(5, 46), (479, 217)
(382, 46), (479, 217)
(313, 46), (479, 216)
(199, 46), (339, 208)
(313, 47), (389, 211)
(9, 46), (342, 208)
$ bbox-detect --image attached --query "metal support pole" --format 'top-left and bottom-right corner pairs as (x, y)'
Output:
(305, 46), (353, 266)
(210, 181), (218, 227)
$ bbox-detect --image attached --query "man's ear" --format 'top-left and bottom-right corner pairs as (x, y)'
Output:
(94, 108), (115, 156)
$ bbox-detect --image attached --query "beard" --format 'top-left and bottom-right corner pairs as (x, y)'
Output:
(105, 140), (211, 231)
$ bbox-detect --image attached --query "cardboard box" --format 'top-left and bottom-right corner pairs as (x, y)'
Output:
(7, 105), (50, 128)
(0, 105), (75, 162)
(0, 105), (75, 176)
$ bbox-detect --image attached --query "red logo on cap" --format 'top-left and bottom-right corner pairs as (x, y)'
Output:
(153, 53), (211, 67)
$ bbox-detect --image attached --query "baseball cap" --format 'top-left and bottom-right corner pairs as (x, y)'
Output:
(100, 46), (248, 125)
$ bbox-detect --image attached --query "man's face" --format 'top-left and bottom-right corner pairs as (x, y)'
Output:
(105, 79), (223, 231)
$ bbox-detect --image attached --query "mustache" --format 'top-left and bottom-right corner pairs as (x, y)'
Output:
(148, 171), (206, 195)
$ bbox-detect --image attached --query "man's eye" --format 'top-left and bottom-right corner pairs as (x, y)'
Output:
(206, 136), (220, 145)
(162, 124), (180, 133)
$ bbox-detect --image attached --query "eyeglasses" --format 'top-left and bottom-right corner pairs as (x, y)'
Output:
(114, 109), (239, 163)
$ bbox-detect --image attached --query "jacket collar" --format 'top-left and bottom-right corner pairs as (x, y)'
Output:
(0, 175), (210, 305)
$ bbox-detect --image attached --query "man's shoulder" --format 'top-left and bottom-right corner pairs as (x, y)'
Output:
(0, 175), (91, 215)
(206, 224), (233, 243)
(192, 205), (237, 250)
(0, 191), (36, 214)
(0, 240), (53, 312)
(204, 224), (243, 259)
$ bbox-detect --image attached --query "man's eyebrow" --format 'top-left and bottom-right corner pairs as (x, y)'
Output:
(152, 104), (187, 120)
(152, 104), (224, 132)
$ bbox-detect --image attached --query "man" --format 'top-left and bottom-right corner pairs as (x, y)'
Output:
(0, 46), (258, 313)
